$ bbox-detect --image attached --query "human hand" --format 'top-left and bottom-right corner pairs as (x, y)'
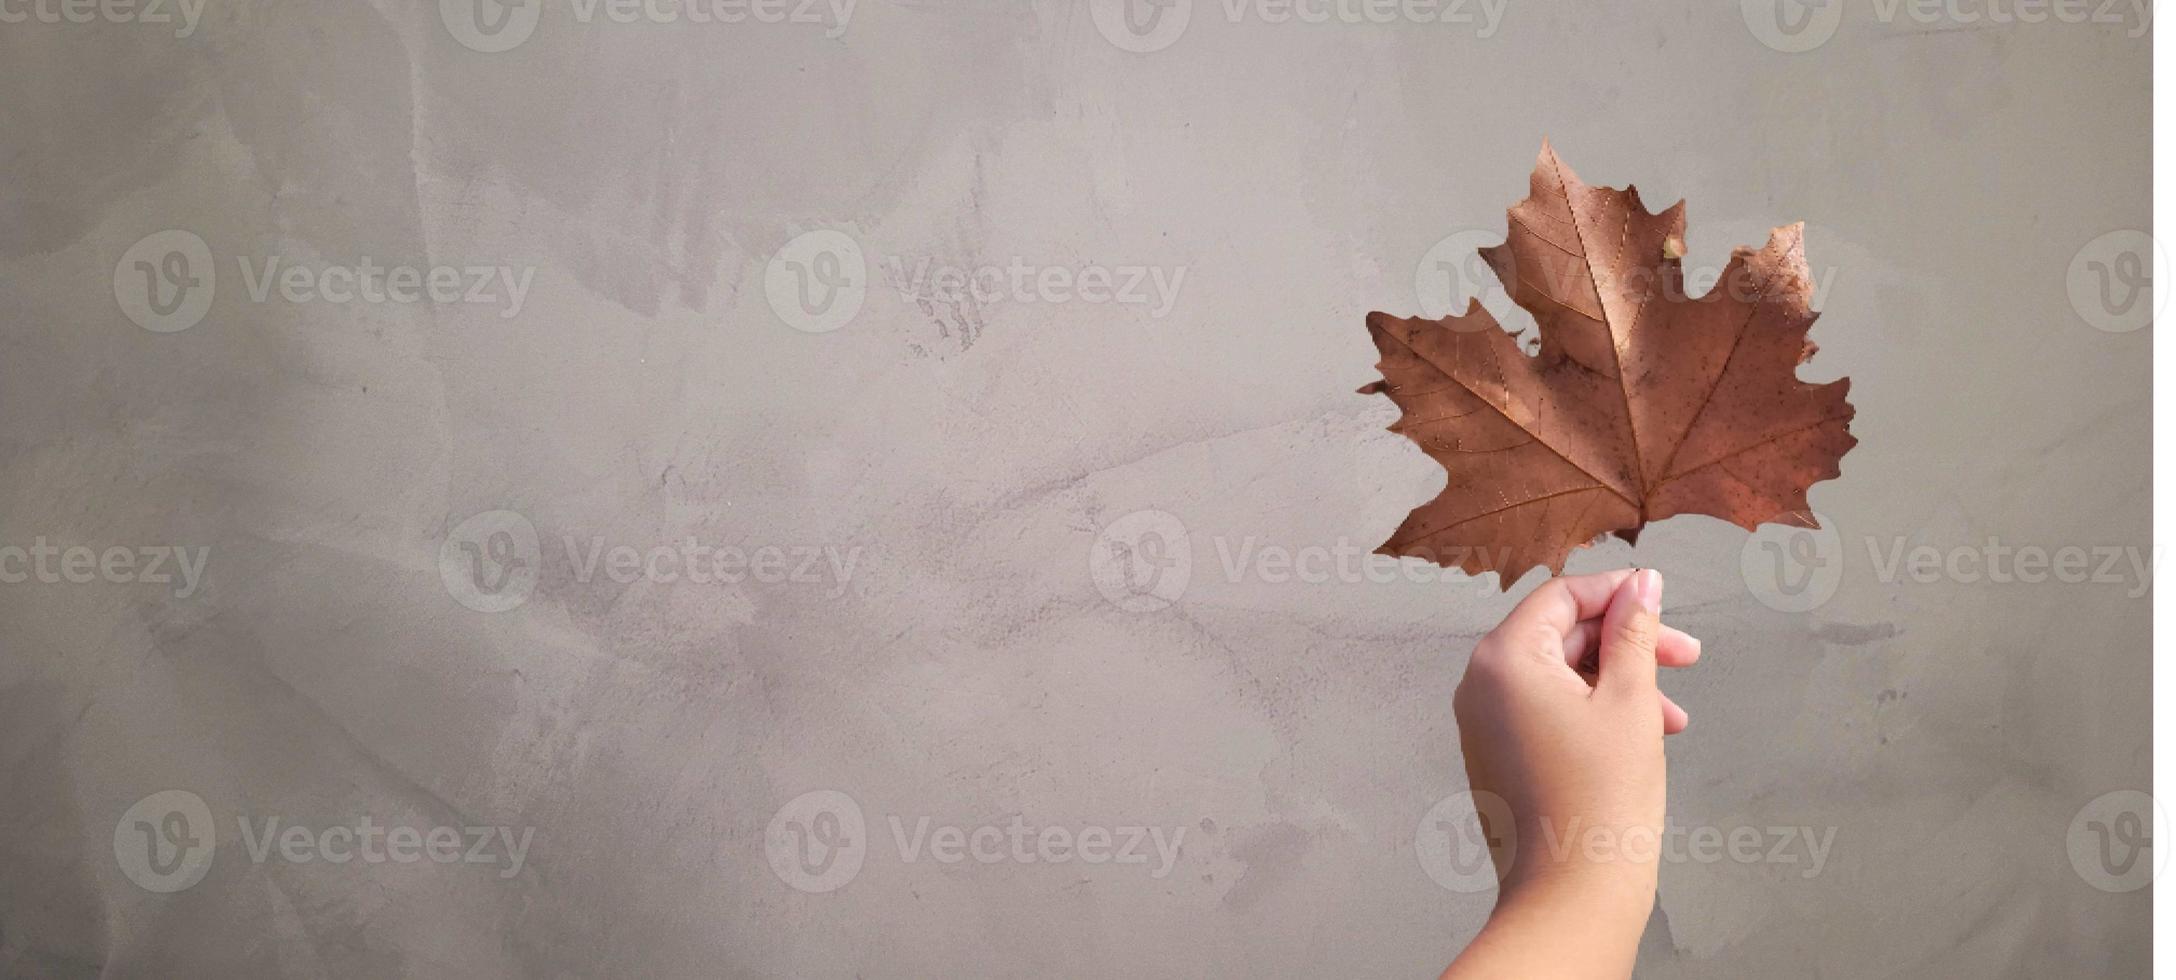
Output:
(1441, 569), (1699, 980)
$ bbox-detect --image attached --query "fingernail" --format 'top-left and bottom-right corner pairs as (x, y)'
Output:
(1636, 568), (1662, 615)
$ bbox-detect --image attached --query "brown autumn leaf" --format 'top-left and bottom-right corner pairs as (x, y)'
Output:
(1360, 142), (1857, 589)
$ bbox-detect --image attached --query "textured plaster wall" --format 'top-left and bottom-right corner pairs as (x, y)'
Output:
(0, 1), (2152, 977)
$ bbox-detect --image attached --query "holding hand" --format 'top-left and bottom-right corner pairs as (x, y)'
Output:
(1442, 569), (1701, 980)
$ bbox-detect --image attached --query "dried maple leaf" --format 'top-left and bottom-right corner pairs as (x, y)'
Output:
(1360, 142), (1857, 589)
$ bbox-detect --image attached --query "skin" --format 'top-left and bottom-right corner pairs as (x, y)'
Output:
(1441, 568), (1698, 980)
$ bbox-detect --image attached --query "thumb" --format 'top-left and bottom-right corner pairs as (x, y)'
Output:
(1597, 568), (1663, 698)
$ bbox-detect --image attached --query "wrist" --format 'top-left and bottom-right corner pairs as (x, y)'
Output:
(1497, 860), (1656, 930)
(1456, 870), (1654, 979)
(1499, 811), (1662, 907)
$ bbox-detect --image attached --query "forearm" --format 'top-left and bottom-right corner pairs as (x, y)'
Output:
(1440, 872), (1654, 980)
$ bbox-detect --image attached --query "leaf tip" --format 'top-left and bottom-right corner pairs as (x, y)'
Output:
(1534, 138), (1565, 172)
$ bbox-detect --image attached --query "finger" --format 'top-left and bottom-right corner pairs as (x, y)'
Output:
(1560, 621), (1701, 670)
(1569, 640), (1690, 731)
(1662, 692), (1690, 734)
(1597, 569), (1662, 698)
(1497, 569), (1640, 643)
(1659, 626), (1701, 668)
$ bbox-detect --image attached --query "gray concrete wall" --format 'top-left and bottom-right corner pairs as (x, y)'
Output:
(0, 1), (2151, 976)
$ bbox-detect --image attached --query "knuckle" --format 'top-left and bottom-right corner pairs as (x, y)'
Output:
(1460, 645), (1512, 688)
(1489, 620), (1561, 659)
(1610, 619), (1656, 652)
